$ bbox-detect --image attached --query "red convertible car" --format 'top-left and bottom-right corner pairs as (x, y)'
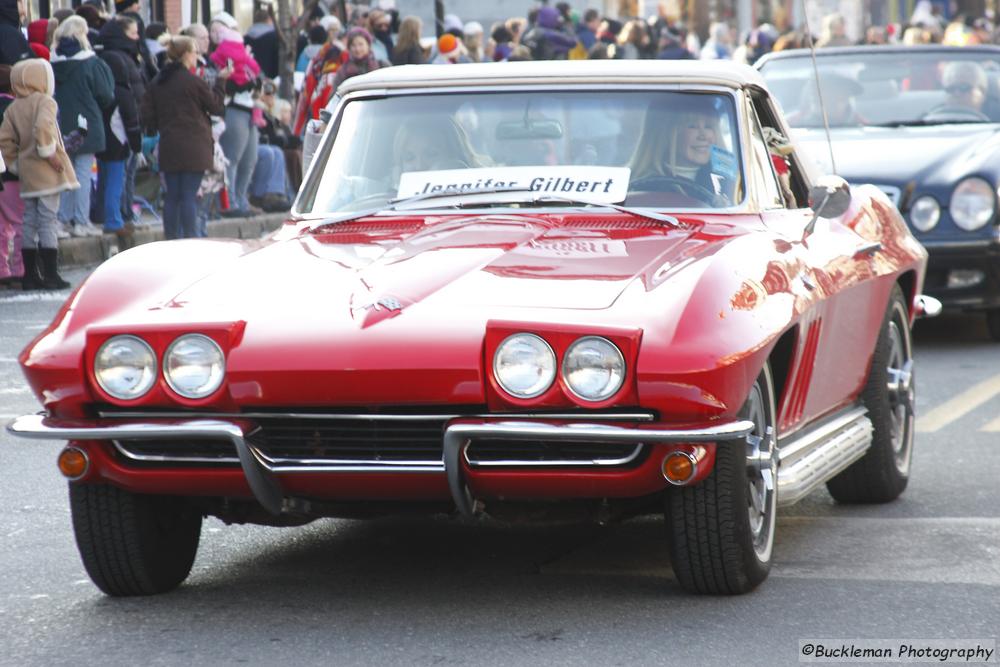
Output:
(9, 61), (933, 596)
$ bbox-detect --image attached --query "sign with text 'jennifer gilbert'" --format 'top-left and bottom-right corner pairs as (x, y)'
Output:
(397, 167), (632, 205)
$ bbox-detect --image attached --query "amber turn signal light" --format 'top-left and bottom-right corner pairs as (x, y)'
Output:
(662, 451), (696, 485)
(57, 447), (89, 480)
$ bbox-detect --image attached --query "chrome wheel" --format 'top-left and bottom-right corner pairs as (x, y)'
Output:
(885, 318), (914, 476)
(744, 379), (777, 563)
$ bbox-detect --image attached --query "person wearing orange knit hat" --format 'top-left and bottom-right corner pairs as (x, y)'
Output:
(432, 33), (470, 64)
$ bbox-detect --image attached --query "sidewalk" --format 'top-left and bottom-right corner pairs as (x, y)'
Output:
(57, 213), (290, 267)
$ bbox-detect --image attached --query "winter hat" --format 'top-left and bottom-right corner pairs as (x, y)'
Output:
(438, 33), (460, 58)
(463, 21), (483, 36)
(75, 4), (103, 30)
(211, 11), (238, 30)
(443, 14), (463, 33)
(114, 0), (135, 13)
(218, 26), (243, 43)
(537, 6), (563, 29)
(319, 14), (341, 34)
(28, 20), (52, 60)
(345, 26), (372, 46)
(28, 19), (52, 45)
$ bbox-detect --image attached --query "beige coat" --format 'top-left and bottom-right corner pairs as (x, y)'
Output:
(0, 59), (78, 198)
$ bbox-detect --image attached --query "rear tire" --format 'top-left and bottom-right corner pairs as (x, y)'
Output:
(70, 483), (202, 596)
(827, 285), (914, 503)
(665, 363), (778, 594)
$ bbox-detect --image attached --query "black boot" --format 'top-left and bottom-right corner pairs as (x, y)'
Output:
(38, 247), (70, 290)
(20, 248), (45, 291)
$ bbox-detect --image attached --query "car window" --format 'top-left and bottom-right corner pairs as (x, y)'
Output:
(759, 51), (1000, 127)
(750, 90), (809, 208)
(299, 90), (746, 214)
(747, 102), (785, 210)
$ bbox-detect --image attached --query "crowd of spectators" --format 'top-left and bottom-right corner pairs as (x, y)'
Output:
(0, 0), (998, 290)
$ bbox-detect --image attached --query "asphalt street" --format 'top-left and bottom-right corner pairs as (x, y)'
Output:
(1, 268), (998, 667)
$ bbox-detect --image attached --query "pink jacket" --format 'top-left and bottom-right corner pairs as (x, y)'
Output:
(209, 40), (261, 87)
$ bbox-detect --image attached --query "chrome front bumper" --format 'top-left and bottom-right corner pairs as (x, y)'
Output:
(7, 413), (754, 516)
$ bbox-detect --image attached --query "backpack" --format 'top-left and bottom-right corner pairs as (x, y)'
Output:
(567, 41), (587, 60)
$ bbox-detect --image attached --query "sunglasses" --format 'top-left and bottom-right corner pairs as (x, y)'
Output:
(946, 83), (979, 95)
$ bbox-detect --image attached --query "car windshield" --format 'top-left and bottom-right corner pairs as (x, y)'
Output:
(759, 50), (1000, 128)
(298, 90), (744, 215)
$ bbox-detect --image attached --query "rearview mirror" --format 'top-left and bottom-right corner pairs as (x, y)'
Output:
(809, 175), (852, 219)
(495, 119), (564, 140)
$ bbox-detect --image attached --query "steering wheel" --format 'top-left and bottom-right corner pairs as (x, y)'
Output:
(630, 175), (720, 205)
(921, 105), (991, 122)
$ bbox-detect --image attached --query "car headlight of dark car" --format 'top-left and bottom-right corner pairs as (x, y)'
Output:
(949, 177), (996, 231)
(909, 196), (941, 232)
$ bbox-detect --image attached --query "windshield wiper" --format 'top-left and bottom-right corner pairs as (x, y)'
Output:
(871, 118), (991, 128)
(306, 186), (683, 232)
(516, 193), (682, 227)
(306, 185), (537, 232)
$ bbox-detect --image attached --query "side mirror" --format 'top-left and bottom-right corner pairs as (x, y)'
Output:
(804, 175), (852, 237)
(809, 175), (852, 219)
(302, 118), (326, 175)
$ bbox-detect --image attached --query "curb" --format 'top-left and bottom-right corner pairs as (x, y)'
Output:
(58, 213), (289, 267)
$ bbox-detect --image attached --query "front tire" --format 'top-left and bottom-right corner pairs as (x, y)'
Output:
(827, 285), (914, 503)
(665, 363), (778, 594)
(986, 309), (1000, 342)
(70, 483), (202, 596)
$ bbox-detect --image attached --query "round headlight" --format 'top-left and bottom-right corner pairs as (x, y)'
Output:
(562, 336), (626, 402)
(493, 333), (556, 399)
(909, 196), (940, 232)
(164, 334), (225, 399)
(95, 335), (156, 400)
(950, 177), (995, 231)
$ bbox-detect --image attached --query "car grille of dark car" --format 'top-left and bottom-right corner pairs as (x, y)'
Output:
(109, 409), (647, 468)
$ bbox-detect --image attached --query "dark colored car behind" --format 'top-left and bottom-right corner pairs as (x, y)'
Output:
(758, 45), (1000, 339)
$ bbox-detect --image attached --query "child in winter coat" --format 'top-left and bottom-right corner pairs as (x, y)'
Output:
(196, 118), (229, 236)
(209, 28), (261, 88)
(0, 63), (24, 288)
(0, 59), (78, 290)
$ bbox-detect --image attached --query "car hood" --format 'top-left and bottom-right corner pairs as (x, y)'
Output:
(792, 124), (1000, 187)
(58, 212), (767, 408)
(161, 213), (707, 324)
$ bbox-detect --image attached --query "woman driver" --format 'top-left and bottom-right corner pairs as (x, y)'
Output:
(390, 116), (487, 184)
(629, 95), (739, 205)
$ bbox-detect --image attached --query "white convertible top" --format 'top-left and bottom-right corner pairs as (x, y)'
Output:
(336, 60), (768, 96)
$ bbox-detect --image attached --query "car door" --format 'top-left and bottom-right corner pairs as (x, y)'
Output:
(748, 93), (884, 436)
